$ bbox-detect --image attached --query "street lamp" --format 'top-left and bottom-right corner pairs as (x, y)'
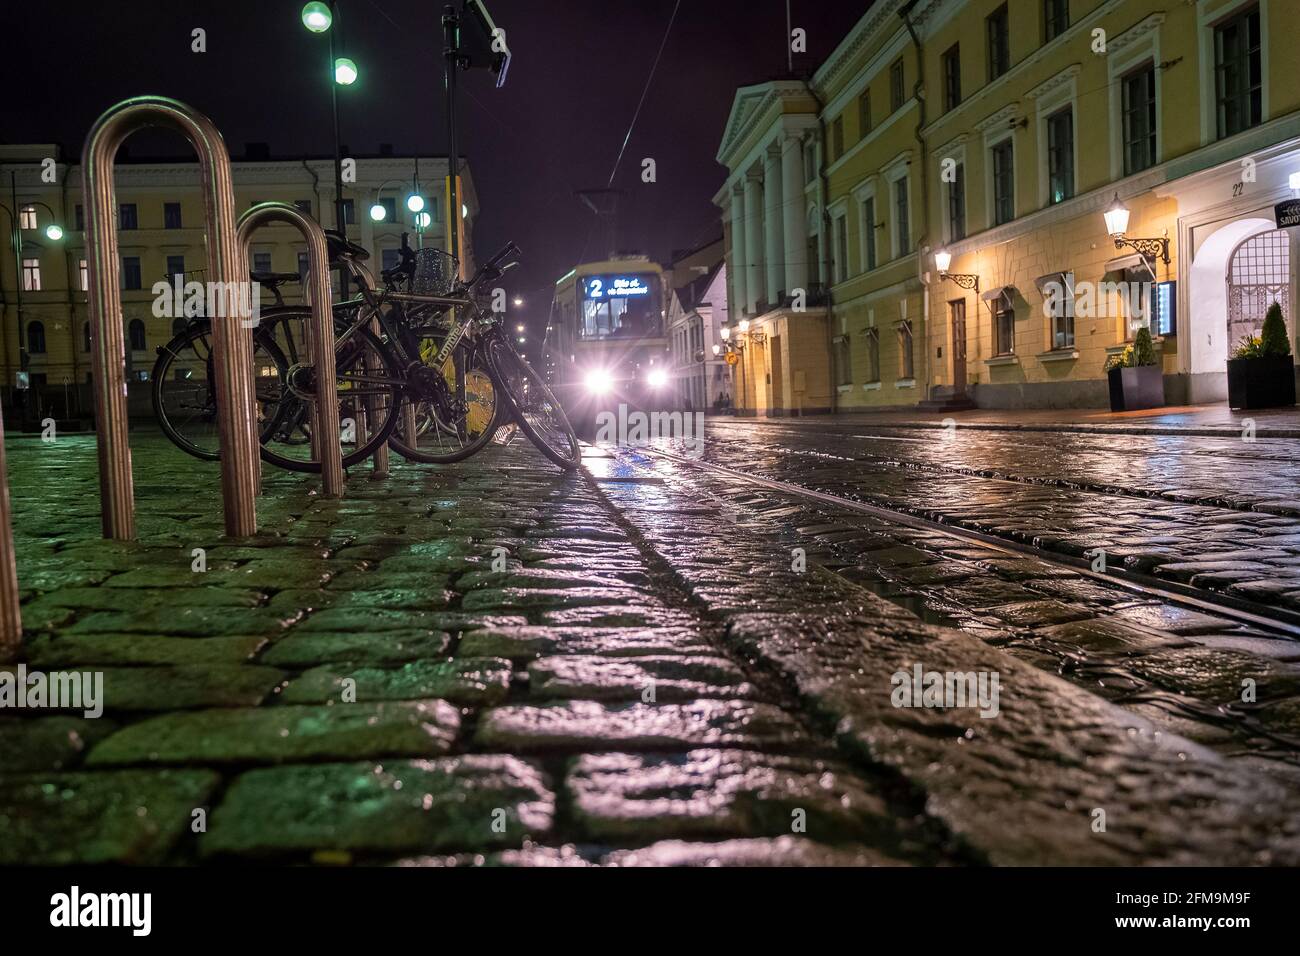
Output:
(933, 248), (979, 292)
(1103, 193), (1169, 264)
(406, 194), (426, 213)
(301, 1), (332, 31)
(334, 57), (358, 85)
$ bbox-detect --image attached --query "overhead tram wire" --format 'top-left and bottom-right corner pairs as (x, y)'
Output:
(605, 0), (683, 189)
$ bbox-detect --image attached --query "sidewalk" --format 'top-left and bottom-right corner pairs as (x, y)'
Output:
(713, 403), (1300, 437)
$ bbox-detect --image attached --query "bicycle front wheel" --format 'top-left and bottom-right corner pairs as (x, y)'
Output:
(259, 312), (403, 473)
(486, 334), (581, 470)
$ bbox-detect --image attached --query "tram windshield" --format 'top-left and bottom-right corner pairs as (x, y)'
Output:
(579, 273), (661, 339)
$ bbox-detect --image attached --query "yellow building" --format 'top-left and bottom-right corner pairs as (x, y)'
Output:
(717, 0), (1300, 412)
(0, 143), (477, 423)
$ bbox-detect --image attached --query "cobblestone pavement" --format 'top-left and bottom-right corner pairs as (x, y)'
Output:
(3, 427), (1299, 866)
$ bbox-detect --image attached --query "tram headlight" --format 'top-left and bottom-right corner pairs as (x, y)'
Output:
(646, 368), (668, 389)
(584, 368), (613, 395)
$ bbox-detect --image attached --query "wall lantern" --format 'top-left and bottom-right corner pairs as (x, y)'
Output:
(1103, 193), (1170, 264)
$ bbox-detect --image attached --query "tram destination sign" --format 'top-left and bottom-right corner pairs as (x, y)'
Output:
(1277, 198), (1300, 229)
(583, 275), (653, 300)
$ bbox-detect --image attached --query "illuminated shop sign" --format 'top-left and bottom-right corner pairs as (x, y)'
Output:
(583, 275), (652, 299)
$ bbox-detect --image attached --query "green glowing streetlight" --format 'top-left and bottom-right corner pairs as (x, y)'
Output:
(415, 211), (432, 229)
(301, 2), (332, 33)
(406, 194), (425, 213)
(44, 223), (64, 241)
(369, 202), (388, 222)
(334, 57), (358, 85)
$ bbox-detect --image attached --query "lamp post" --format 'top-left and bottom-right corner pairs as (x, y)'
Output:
(301, 1), (356, 294)
(1, 180), (66, 377)
(1103, 193), (1170, 264)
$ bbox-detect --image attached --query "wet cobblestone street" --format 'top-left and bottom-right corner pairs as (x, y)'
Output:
(4, 421), (1300, 865)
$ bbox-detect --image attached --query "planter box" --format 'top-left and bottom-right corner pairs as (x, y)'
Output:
(1227, 354), (1297, 409)
(1107, 365), (1164, 412)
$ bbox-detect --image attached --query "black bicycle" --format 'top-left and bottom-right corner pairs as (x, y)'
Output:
(152, 236), (580, 471)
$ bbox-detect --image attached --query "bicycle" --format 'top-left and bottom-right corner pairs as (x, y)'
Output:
(152, 233), (581, 471)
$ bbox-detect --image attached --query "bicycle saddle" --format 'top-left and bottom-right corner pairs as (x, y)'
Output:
(323, 229), (370, 262)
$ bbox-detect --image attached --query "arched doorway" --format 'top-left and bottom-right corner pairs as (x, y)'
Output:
(1226, 229), (1291, 352)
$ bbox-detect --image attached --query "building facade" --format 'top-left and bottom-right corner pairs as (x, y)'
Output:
(716, 0), (1300, 411)
(0, 144), (477, 423)
(665, 239), (732, 411)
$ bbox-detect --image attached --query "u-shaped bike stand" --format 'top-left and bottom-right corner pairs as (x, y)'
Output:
(237, 203), (344, 499)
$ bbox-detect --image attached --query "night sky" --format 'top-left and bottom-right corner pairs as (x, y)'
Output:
(4, 0), (869, 328)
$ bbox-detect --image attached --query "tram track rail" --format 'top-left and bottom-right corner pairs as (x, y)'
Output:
(631, 444), (1300, 641)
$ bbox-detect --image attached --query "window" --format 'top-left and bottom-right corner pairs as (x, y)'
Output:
(376, 197), (397, 223)
(27, 321), (46, 354)
(22, 258), (41, 291)
(119, 204), (137, 230)
(1122, 64), (1158, 174)
(19, 205), (37, 230)
(75, 204), (84, 231)
(1043, 274), (1076, 349)
(163, 202), (183, 229)
(122, 256), (142, 290)
(1046, 107), (1075, 204)
(82, 321), (91, 352)
(834, 336), (852, 386)
(166, 255), (186, 279)
(78, 258), (88, 292)
(987, 4), (1010, 81)
(862, 196), (878, 272)
(340, 199), (355, 225)
(831, 116), (845, 160)
(1214, 5), (1261, 139)
(252, 252), (272, 274)
(803, 141), (816, 183)
(866, 327), (881, 382)
(128, 319), (147, 351)
(991, 139), (1015, 225)
(890, 59), (906, 111)
(942, 45), (961, 112)
(948, 163), (966, 241)
(1044, 0), (1069, 42)
(297, 252), (309, 278)
(858, 91), (872, 137)
(898, 321), (914, 379)
(294, 199), (313, 217)
(894, 177), (910, 255)
(995, 301), (1015, 355)
(833, 214), (848, 283)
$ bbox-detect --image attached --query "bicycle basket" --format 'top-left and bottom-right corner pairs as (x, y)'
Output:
(412, 248), (458, 296)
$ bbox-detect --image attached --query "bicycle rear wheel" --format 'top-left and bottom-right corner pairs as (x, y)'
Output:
(486, 333), (580, 470)
(151, 321), (289, 461)
(387, 345), (502, 464)
(259, 311), (403, 473)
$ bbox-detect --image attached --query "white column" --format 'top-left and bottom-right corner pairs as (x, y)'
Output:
(743, 169), (763, 316)
(728, 182), (747, 318)
(781, 134), (808, 295)
(763, 142), (785, 306)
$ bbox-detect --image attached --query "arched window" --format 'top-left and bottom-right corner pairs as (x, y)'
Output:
(128, 318), (147, 352)
(1228, 229), (1291, 349)
(83, 321), (91, 352)
(172, 317), (188, 336)
(27, 321), (46, 354)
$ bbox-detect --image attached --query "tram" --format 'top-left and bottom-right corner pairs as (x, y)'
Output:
(545, 256), (671, 434)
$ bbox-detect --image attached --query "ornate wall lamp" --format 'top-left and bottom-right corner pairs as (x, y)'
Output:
(1103, 193), (1170, 264)
(933, 249), (979, 293)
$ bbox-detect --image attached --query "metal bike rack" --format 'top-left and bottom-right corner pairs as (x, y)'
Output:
(0, 408), (20, 660)
(82, 96), (260, 539)
(237, 203), (345, 498)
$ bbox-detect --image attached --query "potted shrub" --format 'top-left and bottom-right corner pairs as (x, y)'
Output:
(1227, 303), (1296, 409)
(1105, 326), (1163, 411)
